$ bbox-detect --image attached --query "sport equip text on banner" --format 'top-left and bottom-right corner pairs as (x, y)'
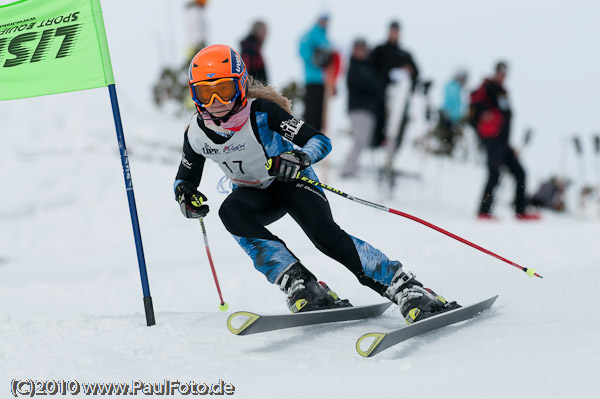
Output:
(0, 0), (114, 100)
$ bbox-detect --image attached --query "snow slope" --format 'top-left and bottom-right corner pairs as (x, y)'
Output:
(2, 89), (599, 398)
(1, 1), (600, 398)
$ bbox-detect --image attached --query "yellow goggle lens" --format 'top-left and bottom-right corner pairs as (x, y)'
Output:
(193, 78), (238, 106)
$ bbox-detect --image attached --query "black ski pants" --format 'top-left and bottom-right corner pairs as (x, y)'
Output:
(478, 138), (526, 215)
(218, 179), (388, 293)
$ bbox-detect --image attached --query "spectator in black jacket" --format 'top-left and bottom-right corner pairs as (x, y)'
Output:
(240, 21), (268, 83)
(341, 39), (384, 177)
(370, 21), (419, 147)
(470, 61), (539, 220)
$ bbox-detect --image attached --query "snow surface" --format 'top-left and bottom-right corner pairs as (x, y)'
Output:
(1, 1), (600, 398)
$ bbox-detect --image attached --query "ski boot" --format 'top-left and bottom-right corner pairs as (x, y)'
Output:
(279, 263), (352, 313)
(385, 269), (459, 325)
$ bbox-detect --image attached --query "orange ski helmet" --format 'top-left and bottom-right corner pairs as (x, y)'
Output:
(188, 44), (248, 112)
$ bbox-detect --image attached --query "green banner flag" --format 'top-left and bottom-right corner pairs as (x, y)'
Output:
(0, 0), (114, 100)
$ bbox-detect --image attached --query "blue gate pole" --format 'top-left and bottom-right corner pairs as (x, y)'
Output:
(107, 84), (156, 326)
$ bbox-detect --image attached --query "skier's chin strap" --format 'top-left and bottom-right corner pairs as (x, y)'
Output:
(199, 107), (234, 125)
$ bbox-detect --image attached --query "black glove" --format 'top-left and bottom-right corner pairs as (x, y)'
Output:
(267, 150), (311, 182)
(175, 181), (209, 219)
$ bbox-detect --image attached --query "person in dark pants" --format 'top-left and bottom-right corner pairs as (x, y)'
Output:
(175, 44), (455, 323)
(341, 38), (384, 177)
(299, 14), (332, 131)
(469, 61), (539, 220)
(240, 20), (268, 83)
(370, 21), (419, 147)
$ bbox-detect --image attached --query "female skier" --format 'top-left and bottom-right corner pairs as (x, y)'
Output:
(174, 44), (455, 323)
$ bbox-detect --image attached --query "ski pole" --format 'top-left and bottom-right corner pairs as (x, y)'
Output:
(594, 135), (600, 187)
(297, 176), (543, 279)
(199, 218), (229, 311)
(573, 135), (586, 181)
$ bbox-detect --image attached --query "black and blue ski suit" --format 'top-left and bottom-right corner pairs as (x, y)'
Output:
(175, 98), (402, 295)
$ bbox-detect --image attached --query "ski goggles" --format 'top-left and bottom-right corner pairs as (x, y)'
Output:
(192, 78), (241, 107)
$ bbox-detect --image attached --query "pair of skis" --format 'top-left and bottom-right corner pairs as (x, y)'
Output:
(226, 296), (498, 357)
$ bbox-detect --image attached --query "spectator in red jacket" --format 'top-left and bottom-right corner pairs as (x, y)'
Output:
(469, 61), (539, 220)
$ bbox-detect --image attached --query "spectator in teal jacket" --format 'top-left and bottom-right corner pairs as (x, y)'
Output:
(299, 14), (332, 130)
(442, 70), (468, 124)
(432, 70), (467, 156)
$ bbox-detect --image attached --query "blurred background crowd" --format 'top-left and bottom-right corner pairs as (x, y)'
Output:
(151, 0), (600, 220)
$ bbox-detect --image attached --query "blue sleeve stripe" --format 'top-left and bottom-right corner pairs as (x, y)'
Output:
(256, 111), (294, 158)
(302, 134), (332, 164)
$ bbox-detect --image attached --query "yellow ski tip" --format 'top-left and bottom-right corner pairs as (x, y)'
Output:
(356, 332), (386, 358)
(219, 302), (229, 311)
(525, 268), (536, 278)
(227, 311), (260, 335)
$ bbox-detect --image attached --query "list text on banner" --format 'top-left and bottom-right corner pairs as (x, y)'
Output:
(0, 0), (114, 100)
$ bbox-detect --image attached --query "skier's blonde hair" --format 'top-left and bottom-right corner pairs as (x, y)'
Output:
(246, 76), (293, 114)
